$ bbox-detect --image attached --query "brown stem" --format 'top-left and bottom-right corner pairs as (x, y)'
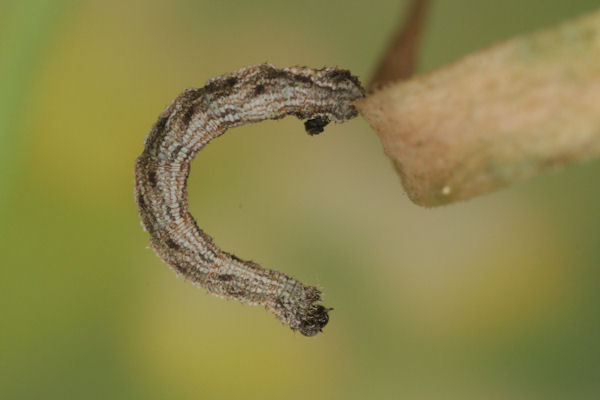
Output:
(369, 0), (430, 90)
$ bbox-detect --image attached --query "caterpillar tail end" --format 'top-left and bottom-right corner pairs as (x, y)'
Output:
(298, 304), (331, 337)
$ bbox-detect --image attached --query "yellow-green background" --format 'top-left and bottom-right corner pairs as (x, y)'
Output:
(2, 1), (600, 399)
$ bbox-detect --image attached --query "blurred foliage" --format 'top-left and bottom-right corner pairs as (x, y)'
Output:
(2, 1), (600, 399)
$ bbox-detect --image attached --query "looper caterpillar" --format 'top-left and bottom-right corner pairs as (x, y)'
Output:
(134, 64), (364, 336)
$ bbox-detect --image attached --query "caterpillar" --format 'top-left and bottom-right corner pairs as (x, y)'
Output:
(134, 64), (364, 336)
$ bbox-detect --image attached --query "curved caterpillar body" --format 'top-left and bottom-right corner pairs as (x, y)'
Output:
(134, 64), (364, 336)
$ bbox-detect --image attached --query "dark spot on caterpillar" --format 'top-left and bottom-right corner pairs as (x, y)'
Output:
(148, 171), (157, 187)
(182, 105), (196, 127)
(205, 76), (238, 94)
(204, 82), (218, 92)
(327, 69), (362, 88)
(181, 88), (203, 101)
(219, 274), (234, 281)
(293, 74), (312, 84)
(154, 115), (168, 133)
(230, 254), (243, 263)
(173, 263), (186, 274)
(165, 238), (179, 250)
(275, 297), (286, 309)
(304, 116), (330, 135)
(226, 286), (246, 296)
(326, 69), (350, 81)
(137, 195), (146, 209)
(253, 84), (265, 96)
(263, 67), (287, 81)
(225, 76), (238, 86)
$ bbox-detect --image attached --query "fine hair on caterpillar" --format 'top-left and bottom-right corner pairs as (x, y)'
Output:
(134, 64), (364, 336)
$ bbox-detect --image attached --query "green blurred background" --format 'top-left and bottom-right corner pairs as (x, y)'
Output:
(2, 1), (600, 399)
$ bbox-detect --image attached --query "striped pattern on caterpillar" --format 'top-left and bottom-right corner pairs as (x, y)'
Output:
(134, 64), (364, 336)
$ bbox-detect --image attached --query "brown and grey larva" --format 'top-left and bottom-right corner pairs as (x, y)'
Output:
(135, 64), (364, 336)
